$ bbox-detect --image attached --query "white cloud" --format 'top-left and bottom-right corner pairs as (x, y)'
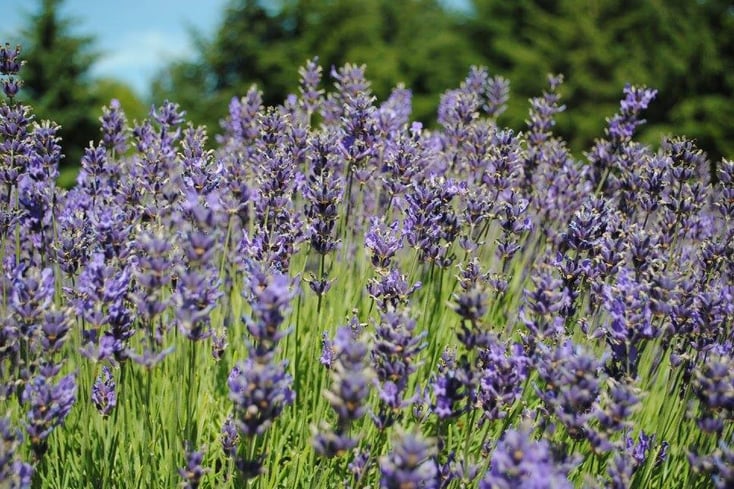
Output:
(90, 29), (194, 96)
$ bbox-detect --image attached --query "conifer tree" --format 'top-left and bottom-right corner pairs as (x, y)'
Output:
(20, 0), (101, 167)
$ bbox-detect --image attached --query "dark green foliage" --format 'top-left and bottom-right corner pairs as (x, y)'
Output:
(467, 0), (734, 162)
(19, 0), (102, 167)
(153, 0), (481, 132)
(154, 0), (733, 164)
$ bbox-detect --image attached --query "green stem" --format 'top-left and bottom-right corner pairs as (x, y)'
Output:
(185, 339), (198, 444)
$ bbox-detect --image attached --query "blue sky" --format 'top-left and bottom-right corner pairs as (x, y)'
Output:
(1, 0), (229, 97)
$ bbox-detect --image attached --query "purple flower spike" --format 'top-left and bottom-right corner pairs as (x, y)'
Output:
(22, 373), (77, 457)
(311, 424), (358, 458)
(91, 366), (117, 417)
(476, 336), (530, 423)
(608, 84), (657, 142)
(536, 340), (603, 438)
(692, 353), (734, 434)
(313, 327), (371, 457)
(0, 43), (23, 100)
(40, 309), (71, 353)
(297, 57), (323, 118)
(0, 43), (22, 76)
(320, 331), (334, 369)
(372, 310), (427, 393)
(179, 444), (208, 489)
(365, 218), (403, 269)
(380, 430), (438, 489)
(99, 99), (128, 154)
(323, 327), (371, 422)
(227, 359), (294, 437)
(484, 75), (510, 118)
(625, 430), (655, 469)
(689, 442), (734, 489)
(242, 264), (296, 358)
(479, 426), (573, 489)
(220, 416), (239, 458)
(0, 417), (33, 488)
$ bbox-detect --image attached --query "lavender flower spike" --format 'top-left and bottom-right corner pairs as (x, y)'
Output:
(91, 366), (117, 417)
(0, 417), (33, 488)
(380, 429), (438, 489)
(22, 373), (77, 457)
(179, 444), (209, 489)
(479, 425), (573, 489)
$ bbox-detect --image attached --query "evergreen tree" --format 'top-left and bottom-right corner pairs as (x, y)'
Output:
(153, 0), (480, 133)
(467, 0), (734, 161)
(20, 0), (101, 167)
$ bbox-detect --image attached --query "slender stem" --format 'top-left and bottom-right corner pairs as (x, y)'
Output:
(185, 339), (198, 444)
(316, 252), (325, 315)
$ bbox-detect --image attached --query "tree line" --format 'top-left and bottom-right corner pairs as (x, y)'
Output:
(12, 0), (734, 174)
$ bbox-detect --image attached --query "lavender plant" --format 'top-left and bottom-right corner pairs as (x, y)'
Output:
(0, 40), (731, 489)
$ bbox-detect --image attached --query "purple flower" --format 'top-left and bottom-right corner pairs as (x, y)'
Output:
(607, 452), (634, 489)
(242, 263), (296, 358)
(0, 43), (22, 76)
(320, 331), (334, 369)
(479, 426), (573, 489)
(476, 337), (530, 423)
(22, 373), (77, 457)
(91, 366), (116, 417)
(591, 380), (639, 452)
(365, 217), (403, 269)
(430, 348), (472, 420)
(151, 100), (186, 129)
(625, 430), (654, 469)
(179, 445), (208, 489)
(323, 327), (371, 422)
(689, 442), (734, 489)
(313, 327), (371, 456)
(536, 341), (603, 438)
(174, 268), (220, 341)
(692, 352), (734, 434)
(303, 133), (343, 257)
(211, 329), (227, 361)
(99, 99), (128, 154)
(403, 176), (463, 266)
(0, 43), (23, 100)
(127, 346), (175, 370)
(452, 284), (489, 345)
(601, 267), (661, 378)
(484, 75), (510, 118)
(132, 233), (173, 328)
(607, 84), (657, 142)
(220, 416), (239, 458)
(561, 200), (608, 253)
(523, 74), (565, 185)
(297, 57), (323, 119)
(218, 87), (262, 145)
(519, 264), (568, 350)
(311, 424), (358, 458)
(367, 268), (422, 311)
(380, 430), (438, 489)
(377, 84), (412, 134)
(40, 309), (71, 353)
(372, 310), (426, 389)
(227, 359), (294, 437)
(348, 447), (371, 478)
(10, 265), (55, 338)
(0, 417), (33, 488)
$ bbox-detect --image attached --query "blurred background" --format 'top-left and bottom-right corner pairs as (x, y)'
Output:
(2, 0), (733, 184)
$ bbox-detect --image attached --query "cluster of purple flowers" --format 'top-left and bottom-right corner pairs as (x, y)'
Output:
(2, 39), (733, 489)
(313, 326), (371, 457)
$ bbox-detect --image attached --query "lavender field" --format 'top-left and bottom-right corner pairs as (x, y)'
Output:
(1, 43), (732, 488)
